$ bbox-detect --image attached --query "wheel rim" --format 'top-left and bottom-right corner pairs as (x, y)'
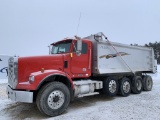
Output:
(123, 81), (130, 93)
(109, 80), (117, 93)
(136, 79), (142, 91)
(48, 90), (65, 109)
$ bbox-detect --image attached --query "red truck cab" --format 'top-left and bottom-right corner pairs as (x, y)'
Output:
(7, 38), (93, 116)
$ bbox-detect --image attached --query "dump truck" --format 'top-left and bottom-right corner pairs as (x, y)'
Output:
(7, 32), (157, 116)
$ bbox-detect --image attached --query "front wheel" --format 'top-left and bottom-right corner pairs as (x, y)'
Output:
(36, 82), (70, 117)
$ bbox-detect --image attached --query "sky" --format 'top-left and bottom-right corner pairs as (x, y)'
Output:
(0, 0), (160, 56)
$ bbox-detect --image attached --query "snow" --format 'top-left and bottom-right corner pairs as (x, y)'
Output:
(0, 67), (160, 120)
(0, 79), (8, 84)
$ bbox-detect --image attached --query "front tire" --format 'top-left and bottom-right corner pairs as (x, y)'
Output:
(103, 77), (119, 97)
(36, 82), (70, 117)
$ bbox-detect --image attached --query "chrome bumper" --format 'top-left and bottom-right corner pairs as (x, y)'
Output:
(7, 85), (33, 103)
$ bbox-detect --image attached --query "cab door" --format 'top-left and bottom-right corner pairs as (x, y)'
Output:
(70, 41), (91, 77)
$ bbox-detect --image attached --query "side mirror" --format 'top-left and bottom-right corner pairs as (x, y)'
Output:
(48, 45), (52, 54)
(76, 39), (82, 56)
(75, 36), (82, 56)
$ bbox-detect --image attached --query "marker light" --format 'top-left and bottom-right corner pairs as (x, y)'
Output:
(29, 76), (34, 82)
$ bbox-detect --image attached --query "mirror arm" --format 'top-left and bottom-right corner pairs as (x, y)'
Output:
(48, 45), (51, 54)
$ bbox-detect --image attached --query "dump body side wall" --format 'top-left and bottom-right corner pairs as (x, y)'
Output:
(95, 42), (155, 74)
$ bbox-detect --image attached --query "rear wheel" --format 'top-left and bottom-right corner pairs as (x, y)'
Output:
(103, 77), (119, 97)
(36, 82), (70, 117)
(143, 75), (153, 91)
(131, 76), (143, 94)
(119, 77), (131, 97)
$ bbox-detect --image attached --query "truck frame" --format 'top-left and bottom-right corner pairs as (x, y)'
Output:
(7, 32), (157, 116)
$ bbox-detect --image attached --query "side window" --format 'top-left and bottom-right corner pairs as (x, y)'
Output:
(82, 43), (87, 54)
(73, 42), (88, 54)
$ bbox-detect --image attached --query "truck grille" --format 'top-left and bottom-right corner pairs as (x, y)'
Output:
(8, 57), (18, 89)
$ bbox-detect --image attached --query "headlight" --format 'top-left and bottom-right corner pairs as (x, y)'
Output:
(29, 76), (34, 82)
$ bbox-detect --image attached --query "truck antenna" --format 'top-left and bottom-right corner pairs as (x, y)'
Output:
(76, 12), (81, 36)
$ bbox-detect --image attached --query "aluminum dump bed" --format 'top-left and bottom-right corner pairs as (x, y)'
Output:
(84, 34), (156, 74)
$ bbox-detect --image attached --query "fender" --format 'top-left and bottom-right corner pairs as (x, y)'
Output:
(16, 69), (74, 91)
(36, 70), (74, 90)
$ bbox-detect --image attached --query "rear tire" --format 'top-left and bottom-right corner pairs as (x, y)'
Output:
(143, 75), (153, 91)
(36, 82), (70, 117)
(131, 76), (143, 94)
(119, 77), (131, 97)
(103, 77), (119, 97)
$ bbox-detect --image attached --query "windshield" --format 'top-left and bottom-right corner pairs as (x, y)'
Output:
(51, 41), (72, 54)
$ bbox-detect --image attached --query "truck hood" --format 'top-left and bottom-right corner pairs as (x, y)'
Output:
(18, 55), (64, 83)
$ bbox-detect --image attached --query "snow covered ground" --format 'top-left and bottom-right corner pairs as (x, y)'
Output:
(0, 67), (160, 120)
